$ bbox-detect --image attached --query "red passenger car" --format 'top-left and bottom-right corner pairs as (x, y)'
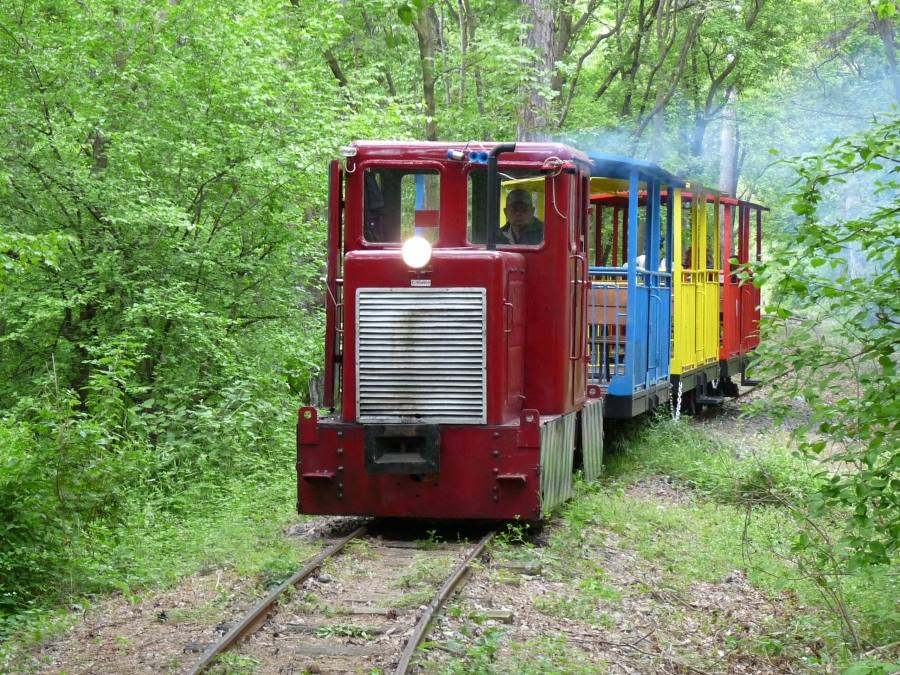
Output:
(720, 196), (764, 391)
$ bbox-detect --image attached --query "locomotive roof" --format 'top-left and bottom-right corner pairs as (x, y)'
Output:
(591, 188), (769, 210)
(349, 140), (590, 162)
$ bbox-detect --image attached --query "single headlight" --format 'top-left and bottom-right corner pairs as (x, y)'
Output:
(401, 236), (432, 269)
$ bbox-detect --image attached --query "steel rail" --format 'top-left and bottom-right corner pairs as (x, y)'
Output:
(394, 529), (495, 675)
(189, 524), (369, 675)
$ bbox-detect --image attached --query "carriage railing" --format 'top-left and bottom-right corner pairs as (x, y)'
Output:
(587, 268), (628, 387)
(588, 265), (672, 392)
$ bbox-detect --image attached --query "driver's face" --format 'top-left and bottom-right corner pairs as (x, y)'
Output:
(505, 201), (533, 227)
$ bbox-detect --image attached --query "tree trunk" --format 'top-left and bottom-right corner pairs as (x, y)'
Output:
(412, 9), (438, 140)
(633, 14), (702, 140)
(874, 11), (900, 105)
(718, 88), (738, 195)
(431, 5), (452, 106)
(648, 107), (665, 163)
(460, 0), (486, 116)
(517, 0), (555, 141)
(458, 0), (468, 104)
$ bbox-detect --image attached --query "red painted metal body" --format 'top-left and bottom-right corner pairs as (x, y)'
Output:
(323, 160), (343, 408)
(721, 201), (741, 364)
(337, 142), (589, 419)
(340, 249), (526, 424)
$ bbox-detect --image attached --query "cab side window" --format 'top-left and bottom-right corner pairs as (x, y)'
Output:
(466, 169), (546, 247)
(363, 168), (440, 243)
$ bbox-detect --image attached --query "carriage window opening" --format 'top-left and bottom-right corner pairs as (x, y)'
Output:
(467, 169), (546, 247)
(706, 201), (718, 270)
(596, 201), (627, 266)
(631, 187), (668, 274)
(636, 200), (648, 268)
(593, 204), (607, 265)
(728, 204), (739, 262)
(591, 204), (602, 265)
(751, 207), (762, 262)
(363, 168), (440, 244)
(659, 196), (670, 273)
(682, 199), (693, 269)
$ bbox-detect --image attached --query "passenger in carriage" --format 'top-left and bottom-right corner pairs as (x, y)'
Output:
(499, 188), (544, 245)
(631, 237), (667, 272)
(682, 246), (714, 269)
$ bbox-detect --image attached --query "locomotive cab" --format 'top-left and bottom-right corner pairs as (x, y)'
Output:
(298, 141), (603, 520)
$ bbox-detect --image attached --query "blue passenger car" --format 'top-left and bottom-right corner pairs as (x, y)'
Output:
(585, 154), (683, 417)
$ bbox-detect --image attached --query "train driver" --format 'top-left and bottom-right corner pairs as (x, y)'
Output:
(499, 188), (544, 246)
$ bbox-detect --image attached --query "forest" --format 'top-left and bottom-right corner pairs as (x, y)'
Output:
(1, 0), (897, 671)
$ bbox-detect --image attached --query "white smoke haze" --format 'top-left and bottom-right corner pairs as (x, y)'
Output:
(556, 47), (898, 300)
(558, 52), (897, 211)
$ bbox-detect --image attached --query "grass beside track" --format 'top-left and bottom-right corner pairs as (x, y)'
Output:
(0, 465), (307, 670)
(429, 416), (899, 674)
(603, 417), (898, 654)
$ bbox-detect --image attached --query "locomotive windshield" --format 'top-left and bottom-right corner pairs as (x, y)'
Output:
(467, 169), (546, 247)
(363, 168), (440, 244)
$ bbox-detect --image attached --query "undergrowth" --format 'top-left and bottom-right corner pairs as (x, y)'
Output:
(0, 456), (305, 669)
(596, 415), (899, 670)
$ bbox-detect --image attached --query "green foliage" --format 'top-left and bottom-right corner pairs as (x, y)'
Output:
(313, 623), (374, 639)
(438, 626), (507, 673)
(414, 529), (445, 550)
(0, 0), (410, 617)
(0, 0), (896, 664)
(1, 454), (307, 668)
(599, 418), (899, 663)
(533, 592), (614, 625)
(752, 115), (900, 572)
(842, 662), (900, 675)
(606, 417), (817, 506)
(209, 652), (260, 675)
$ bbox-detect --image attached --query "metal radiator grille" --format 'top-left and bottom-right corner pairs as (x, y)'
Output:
(356, 288), (487, 424)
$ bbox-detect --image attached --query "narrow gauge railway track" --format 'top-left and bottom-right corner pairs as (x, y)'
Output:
(189, 521), (495, 675)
